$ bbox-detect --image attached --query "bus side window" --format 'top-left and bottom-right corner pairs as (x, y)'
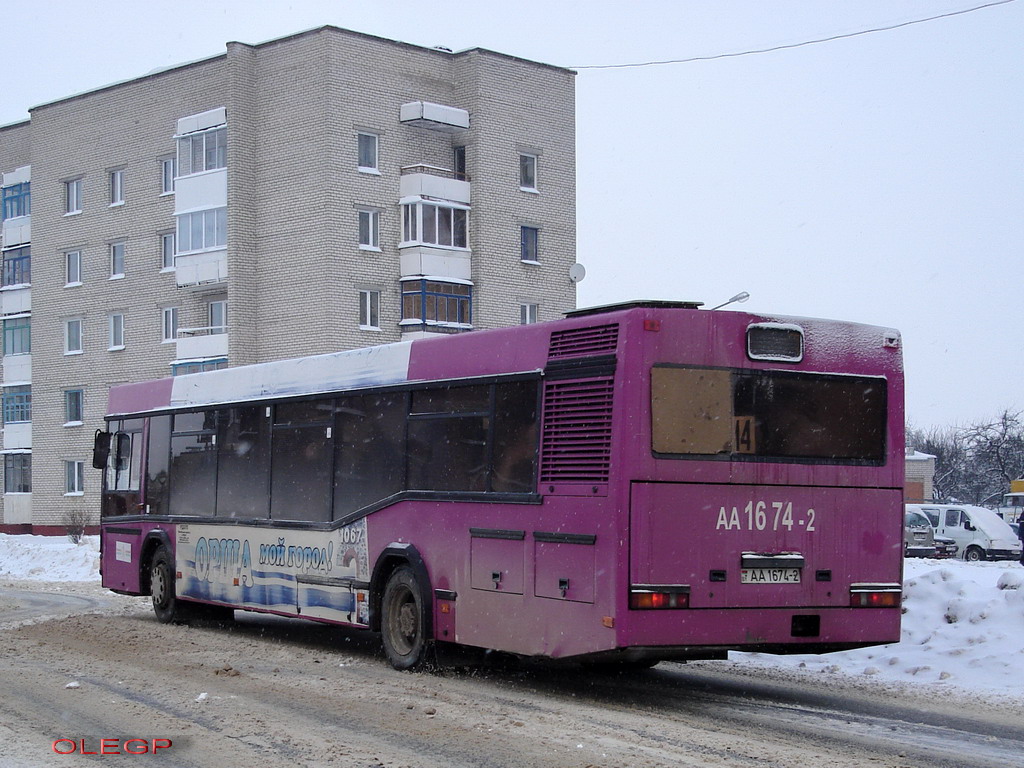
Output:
(146, 415), (171, 515)
(407, 385), (490, 492)
(945, 509), (961, 528)
(216, 406), (270, 519)
(170, 412), (218, 517)
(334, 393), (404, 517)
(271, 402), (332, 522)
(492, 380), (539, 493)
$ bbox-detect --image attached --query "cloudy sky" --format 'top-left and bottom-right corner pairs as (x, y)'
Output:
(2, 0), (1020, 429)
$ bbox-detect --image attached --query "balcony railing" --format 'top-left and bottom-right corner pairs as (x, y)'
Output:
(399, 167), (471, 206)
(178, 324), (227, 337)
(175, 326), (228, 361)
(175, 249), (227, 288)
(400, 164), (471, 182)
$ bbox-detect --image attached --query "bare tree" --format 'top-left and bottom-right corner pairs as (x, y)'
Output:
(908, 409), (1024, 506)
(62, 509), (90, 545)
(960, 410), (1024, 504)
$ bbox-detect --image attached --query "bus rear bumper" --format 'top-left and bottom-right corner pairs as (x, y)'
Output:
(617, 606), (901, 656)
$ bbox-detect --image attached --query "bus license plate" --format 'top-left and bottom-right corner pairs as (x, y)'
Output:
(741, 568), (801, 584)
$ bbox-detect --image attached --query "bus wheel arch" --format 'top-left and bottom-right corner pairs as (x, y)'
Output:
(150, 543), (188, 623)
(139, 532), (173, 596)
(370, 546), (435, 670)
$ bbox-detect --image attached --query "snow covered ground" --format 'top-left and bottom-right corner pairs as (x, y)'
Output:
(735, 557), (1024, 700)
(1, 533), (1021, 699)
(0, 533), (101, 582)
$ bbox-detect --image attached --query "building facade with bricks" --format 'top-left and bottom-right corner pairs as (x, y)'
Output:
(0, 26), (577, 533)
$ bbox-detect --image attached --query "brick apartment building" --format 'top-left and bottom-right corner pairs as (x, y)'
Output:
(0, 26), (577, 533)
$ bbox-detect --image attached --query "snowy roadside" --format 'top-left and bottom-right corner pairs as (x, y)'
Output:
(731, 557), (1024, 703)
(2, 533), (1021, 702)
(0, 533), (100, 582)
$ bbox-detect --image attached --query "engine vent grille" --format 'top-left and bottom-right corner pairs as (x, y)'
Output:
(747, 323), (804, 362)
(540, 377), (614, 483)
(548, 324), (619, 360)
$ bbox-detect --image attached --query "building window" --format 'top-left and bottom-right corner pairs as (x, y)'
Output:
(208, 300), (227, 334)
(358, 209), (380, 250)
(64, 460), (85, 495)
(65, 318), (83, 354)
(176, 207), (226, 253)
(160, 156), (176, 194)
(1, 182), (30, 220)
(2, 246), (30, 287)
(162, 307), (179, 342)
(401, 280), (471, 326)
(453, 146), (467, 181)
(2, 385), (31, 424)
(64, 389), (84, 424)
(110, 241), (126, 278)
(2, 317), (30, 356)
(402, 204), (418, 242)
(359, 290), (381, 330)
(520, 303), (539, 325)
(4, 454), (31, 493)
(177, 126), (226, 176)
(65, 178), (83, 214)
(357, 132), (379, 172)
(109, 169), (125, 206)
(65, 250), (82, 286)
(109, 313), (125, 350)
(519, 153), (538, 191)
(171, 358), (227, 376)
(401, 202), (468, 249)
(160, 232), (176, 270)
(520, 226), (539, 262)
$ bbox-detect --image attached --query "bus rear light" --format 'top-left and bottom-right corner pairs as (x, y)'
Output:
(629, 585), (690, 610)
(849, 584), (901, 608)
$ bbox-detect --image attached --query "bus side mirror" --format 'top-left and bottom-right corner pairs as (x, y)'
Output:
(963, 519), (975, 532)
(92, 430), (112, 469)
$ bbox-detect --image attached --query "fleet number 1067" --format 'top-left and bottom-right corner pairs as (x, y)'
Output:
(715, 501), (816, 532)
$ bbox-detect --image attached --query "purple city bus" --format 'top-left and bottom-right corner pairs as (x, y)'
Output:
(96, 301), (904, 669)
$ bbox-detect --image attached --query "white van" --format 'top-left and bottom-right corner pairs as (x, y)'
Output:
(906, 503), (1022, 562)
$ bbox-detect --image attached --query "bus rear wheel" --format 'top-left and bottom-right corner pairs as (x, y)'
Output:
(380, 566), (431, 671)
(150, 545), (187, 623)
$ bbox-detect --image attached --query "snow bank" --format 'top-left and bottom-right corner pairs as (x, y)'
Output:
(0, 533), (100, 582)
(736, 558), (1024, 697)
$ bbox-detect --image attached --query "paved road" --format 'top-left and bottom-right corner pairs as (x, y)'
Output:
(0, 589), (1021, 767)
(0, 585), (120, 626)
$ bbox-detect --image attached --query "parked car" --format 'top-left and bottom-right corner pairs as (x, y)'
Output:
(932, 535), (958, 559)
(903, 509), (936, 558)
(906, 503), (1023, 562)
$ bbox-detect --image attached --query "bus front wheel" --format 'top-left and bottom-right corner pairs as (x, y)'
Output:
(150, 545), (186, 623)
(380, 565), (432, 671)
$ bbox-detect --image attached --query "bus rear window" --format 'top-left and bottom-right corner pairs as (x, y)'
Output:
(652, 366), (886, 462)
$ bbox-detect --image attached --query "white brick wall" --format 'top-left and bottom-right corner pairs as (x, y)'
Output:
(0, 27), (576, 528)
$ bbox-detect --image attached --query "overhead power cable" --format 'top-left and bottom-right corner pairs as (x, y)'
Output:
(569, 0), (1016, 69)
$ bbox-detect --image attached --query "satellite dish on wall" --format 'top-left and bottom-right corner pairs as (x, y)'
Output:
(568, 263), (587, 283)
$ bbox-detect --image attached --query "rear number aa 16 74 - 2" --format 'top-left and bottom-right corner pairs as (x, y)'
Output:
(741, 568), (802, 584)
(716, 501), (816, 532)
